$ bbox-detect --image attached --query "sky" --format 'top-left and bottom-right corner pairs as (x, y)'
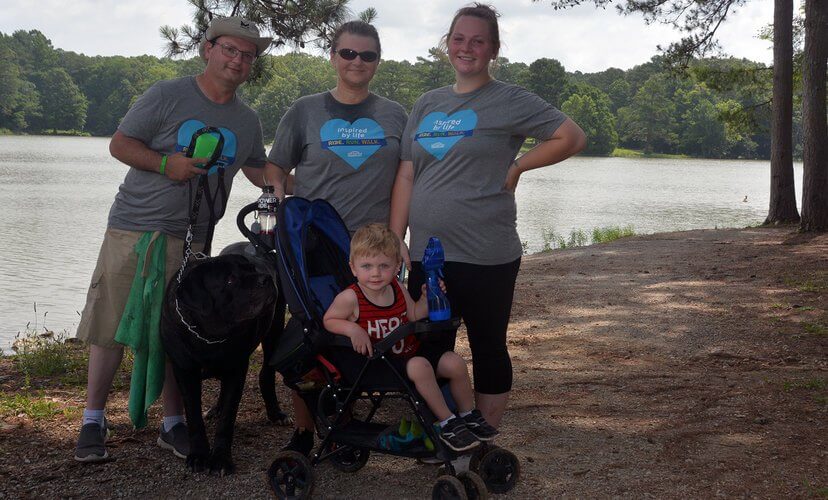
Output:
(1, 0), (779, 73)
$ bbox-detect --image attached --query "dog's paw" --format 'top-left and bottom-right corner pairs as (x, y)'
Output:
(266, 408), (294, 426)
(207, 449), (235, 477)
(186, 452), (209, 473)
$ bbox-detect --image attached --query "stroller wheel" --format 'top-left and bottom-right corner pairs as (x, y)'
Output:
(456, 471), (488, 500)
(267, 451), (314, 499)
(475, 446), (520, 494)
(326, 442), (370, 473)
(432, 475), (467, 500)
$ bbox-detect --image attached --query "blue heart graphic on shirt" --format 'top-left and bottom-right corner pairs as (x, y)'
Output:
(414, 110), (478, 160)
(175, 119), (237, 175)
(320, 118), (387, 169)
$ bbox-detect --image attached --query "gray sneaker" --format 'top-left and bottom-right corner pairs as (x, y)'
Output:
(74, 419), (111, 462)
(157, 422), (189, 459)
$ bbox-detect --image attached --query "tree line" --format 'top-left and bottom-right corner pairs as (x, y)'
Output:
(1, 29), (784, 160)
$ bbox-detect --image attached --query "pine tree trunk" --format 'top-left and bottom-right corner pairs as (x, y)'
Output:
(765, 0), (799, 225)
(800, 0), (828, 232)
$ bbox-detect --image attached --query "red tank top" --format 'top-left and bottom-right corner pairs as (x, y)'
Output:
(350, 279), (420, 359)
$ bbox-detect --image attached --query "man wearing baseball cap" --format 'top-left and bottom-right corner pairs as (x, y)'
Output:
(74, 17), (279, 463)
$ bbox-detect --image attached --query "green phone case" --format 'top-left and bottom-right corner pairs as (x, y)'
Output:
(192, 133), (220, 166)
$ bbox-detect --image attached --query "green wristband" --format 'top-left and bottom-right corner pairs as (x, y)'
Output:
(159, 155), (168, 175)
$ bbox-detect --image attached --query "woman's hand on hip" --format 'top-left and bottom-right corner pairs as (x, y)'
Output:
(504, 163), (521, 193)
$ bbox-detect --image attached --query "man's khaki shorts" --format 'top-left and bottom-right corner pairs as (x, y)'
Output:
(76, 228), (187, 349)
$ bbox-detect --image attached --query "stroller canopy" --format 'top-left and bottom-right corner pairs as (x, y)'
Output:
(276, 197), (353, 324)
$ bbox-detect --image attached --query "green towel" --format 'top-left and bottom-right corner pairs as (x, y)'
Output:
(114, 231), (168, 429)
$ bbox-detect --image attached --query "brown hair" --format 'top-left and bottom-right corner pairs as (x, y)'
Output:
(331, 20), (381, 58)
(350, 223), (401, 263)
(440, 3), (501, 56)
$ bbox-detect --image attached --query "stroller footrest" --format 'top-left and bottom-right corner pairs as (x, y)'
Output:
(327, 420), (438, 458)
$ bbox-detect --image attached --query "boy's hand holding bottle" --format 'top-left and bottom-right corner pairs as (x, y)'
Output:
(422, 237), (451, 321)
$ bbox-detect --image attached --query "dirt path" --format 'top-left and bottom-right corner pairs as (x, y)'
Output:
(1, 227), (826, 498)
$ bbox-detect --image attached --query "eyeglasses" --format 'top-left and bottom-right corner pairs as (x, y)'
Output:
(336, 48), (379, 63)
(212, 41), (257, 64)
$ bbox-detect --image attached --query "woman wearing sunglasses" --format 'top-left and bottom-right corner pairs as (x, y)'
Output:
(266, 20), (407, 455)
(390, 3), (586, 431)
(267, 20), (405, 232)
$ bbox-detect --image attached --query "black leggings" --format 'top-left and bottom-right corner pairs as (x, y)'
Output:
(408, 258), (521, 395)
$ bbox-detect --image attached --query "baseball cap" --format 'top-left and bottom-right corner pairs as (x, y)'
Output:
(199, 17), (272, 59)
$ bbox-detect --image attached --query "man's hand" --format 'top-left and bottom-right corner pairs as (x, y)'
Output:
(348, 329), (373, 357)
(164, 153), (209, 181)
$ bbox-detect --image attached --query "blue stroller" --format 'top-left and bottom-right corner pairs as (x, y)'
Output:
(236, 197), (519, 499)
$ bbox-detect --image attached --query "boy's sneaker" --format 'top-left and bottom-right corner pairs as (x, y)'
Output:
(462, 409), (499, 441)
(157, 422), (189, 459)
(282, 428), (314, 457)
(74, 419), (111, 462)
(438, 417), (480, 452)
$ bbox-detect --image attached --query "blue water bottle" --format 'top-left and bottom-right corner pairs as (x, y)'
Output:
(422, 237), (451, 321)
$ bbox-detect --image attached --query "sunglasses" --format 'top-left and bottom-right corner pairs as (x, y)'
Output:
(336, 48), (379, 62)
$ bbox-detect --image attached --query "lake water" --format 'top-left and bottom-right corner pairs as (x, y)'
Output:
(0, 136), (803, 349)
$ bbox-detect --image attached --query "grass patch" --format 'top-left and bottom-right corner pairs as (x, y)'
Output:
(782, 379), (828, 408)
(784, 275), (828, 293)
(539, 225), (636, 252)
(0, 392), (75, 420)
(541, 228), (588, 252)
(592, 225), (635, 244)
(12, 329), (88, 387)
(782, 378), (826, 391)
(610, 148), (690, 159)
(803, 322), (828, 335)
(803, 480), (828, 498)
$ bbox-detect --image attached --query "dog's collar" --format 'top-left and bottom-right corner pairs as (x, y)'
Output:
(174, 297), (228, 345)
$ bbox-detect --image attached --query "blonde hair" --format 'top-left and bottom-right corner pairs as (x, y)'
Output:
(350, 223), (402, 263)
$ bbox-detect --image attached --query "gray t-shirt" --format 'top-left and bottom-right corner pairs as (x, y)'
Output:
(401, 80), (567, 265)
(108, 76), (267, 242)
(268, 92), (407, 232)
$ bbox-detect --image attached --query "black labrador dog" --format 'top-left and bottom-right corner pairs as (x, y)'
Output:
(160, 253), (283, 475)
(216, 242), (290, 427)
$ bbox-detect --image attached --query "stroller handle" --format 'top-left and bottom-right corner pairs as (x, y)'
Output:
(236, 201), (275, 252)
(370, 318), (461, 360)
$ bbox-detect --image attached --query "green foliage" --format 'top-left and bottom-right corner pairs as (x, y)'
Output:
(30, 68), (88, 132)
(0, 27), (780, 161)
(414, 47), (454, 92)
(492, 57), (530, 88)
(160, 0), (350, 58)
(373, 59), (420, 111)
(527, 57), (573, 107)
(13, 330), (88, 387)
(562, 83), (618, 155)
(0, 392), (73, 420)
(803, 323), (827, 335)
(782, 378), (826, 391)
(802, 480), (828, 499)
(592, 225), (635, 243)
(541, 228), (588, 251)
(618, 73), (678, 153)
(675, 83), (727, 157)
(540, 225), (635, 252)
(784, 275), (828, 293)
(606, 78), (631, 113)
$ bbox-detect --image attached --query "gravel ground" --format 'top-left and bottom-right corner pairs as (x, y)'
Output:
(1, 227), (826, 498)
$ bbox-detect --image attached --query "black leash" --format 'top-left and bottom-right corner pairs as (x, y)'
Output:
(173, 127), (230, 345)
(175, 127), (228, 285)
